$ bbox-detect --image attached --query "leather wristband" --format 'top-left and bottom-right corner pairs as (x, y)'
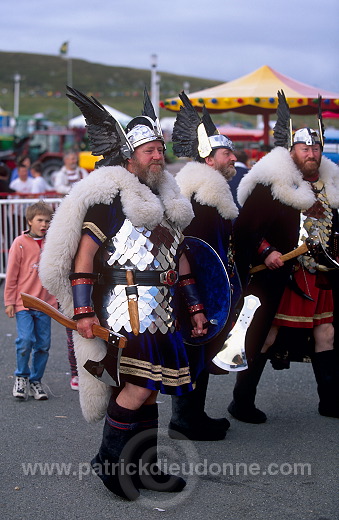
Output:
(69, 272), (96, 321)
(260, 246), (277, 261)
(178, 274), (205, 315)
(258, 239), (277, 261)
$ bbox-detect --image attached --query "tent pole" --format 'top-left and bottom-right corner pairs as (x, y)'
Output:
(263, 112), (270, 146)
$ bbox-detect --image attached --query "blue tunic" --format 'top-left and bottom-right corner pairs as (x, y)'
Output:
(82, 196), (204, 395)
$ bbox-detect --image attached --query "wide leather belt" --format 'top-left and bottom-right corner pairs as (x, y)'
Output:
(101, 269), (179, 286)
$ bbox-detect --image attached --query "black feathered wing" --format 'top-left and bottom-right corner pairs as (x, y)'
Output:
(172, 91), (201, 158)
(66, 86), (126, 166)
(201, 105), (218, 136)
(273, 90), (292, 149)
(317, 95), (325, 147)
(142, 87), (157, 122)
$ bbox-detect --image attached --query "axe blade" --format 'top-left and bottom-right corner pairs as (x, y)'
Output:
(83, 331), (123, 386)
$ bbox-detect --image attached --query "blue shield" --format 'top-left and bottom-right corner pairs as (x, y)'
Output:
(177, 236), (231, 346)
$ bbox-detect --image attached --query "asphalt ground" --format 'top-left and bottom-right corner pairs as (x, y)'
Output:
(0, 280), (338, 520)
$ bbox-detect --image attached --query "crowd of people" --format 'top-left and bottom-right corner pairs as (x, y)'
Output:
(0, 150), (88, 197)
(3, 86), (339, 501)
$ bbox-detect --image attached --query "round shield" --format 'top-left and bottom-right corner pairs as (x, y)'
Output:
(177, 236), (231, 346)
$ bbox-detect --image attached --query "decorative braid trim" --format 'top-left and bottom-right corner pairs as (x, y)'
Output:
(71, 278), (94, 286)
(178, 277), (195, 287)
(74, 306), (94, 315)
(188, 303), (205, 315)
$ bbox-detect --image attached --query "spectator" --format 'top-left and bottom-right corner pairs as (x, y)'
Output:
(9, 162), (34, 194)
(10, 155), (32, 183)
(0, 162), (14, 197)
(4, 201), (57, 400)
(53, 151), (88, 194)
(31, 161), (53, 194)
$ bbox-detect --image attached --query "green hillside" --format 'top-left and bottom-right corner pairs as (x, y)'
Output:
(0, 51), (233, 124)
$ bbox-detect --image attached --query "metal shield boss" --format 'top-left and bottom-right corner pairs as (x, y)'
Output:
(177, 236), (231, 346)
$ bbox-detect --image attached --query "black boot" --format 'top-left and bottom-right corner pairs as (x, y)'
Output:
(169, 370), (230, 440)
(133, 404), (186, 492)
(91, 401), (142, 501)
(228, 353), (267, 424)
(311, 350), (339, 418)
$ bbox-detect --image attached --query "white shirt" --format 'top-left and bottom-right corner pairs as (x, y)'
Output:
(31, 176), (52, 194)
(9, 178), (34, 194)
(53, 166), (88, 194)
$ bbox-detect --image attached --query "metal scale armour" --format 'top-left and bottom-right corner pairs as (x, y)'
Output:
(99, 218), (183, 335)
(298, 181), (333, 273)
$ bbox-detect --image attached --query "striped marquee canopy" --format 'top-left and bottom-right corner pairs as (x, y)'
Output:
(162, 65), (339, 144)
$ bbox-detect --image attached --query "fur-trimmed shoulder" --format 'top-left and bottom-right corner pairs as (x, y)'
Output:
(39, 165), (193, 423)
(40, 165), (193, 310)
(318, 155), (339, 207)
(237, 147), (339, 210)
(175, 161), (238, 220)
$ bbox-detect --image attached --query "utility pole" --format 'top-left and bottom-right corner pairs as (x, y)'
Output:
(60, 41), (73, 121)
(150, 54), (160, 117)
(13, 73), (21, 119)
(67, 57), (73, 121)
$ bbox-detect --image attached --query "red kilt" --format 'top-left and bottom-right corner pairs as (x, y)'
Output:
(273, 267), (333, 328)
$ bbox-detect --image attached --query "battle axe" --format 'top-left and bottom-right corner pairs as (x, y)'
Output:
(250, 242), (309, 274)
(20, 293), (127, 386)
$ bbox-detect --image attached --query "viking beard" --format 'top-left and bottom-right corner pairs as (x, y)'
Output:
(292, 155), (321, 178)
(218, 164), (237, 181)
(135, 160), (166, 191)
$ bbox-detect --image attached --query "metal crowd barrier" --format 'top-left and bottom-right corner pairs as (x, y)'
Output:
(0, 195), (62, 279)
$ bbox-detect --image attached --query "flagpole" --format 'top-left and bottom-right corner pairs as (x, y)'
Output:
(67, 57), (73, 121)
(59, 41), (73, 122)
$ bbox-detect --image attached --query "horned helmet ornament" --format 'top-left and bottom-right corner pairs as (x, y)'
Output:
(66, 86), (165, 168)
(172, 91), (234, 160)
(273, 90), (324, 150)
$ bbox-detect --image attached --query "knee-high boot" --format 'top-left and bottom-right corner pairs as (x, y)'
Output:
(228, 353), (268, 423)
(311, 350), (339, 418)
(168, 369), (230, 440)
(91, 400), (142, 501)
(133, 403), (186, 492)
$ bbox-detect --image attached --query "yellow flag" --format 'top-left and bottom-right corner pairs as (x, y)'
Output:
(59, 41), (68, 56)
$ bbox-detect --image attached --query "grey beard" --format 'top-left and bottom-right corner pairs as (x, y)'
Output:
(144, 167), (165, 191)
(220, 165), (236, 181)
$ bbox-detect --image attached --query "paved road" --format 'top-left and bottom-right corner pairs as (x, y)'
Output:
(0, 281), (337, 520)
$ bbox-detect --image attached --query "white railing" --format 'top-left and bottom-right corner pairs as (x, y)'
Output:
(0, 196), (63, 279)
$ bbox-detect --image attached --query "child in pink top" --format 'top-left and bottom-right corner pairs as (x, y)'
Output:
(4, 201), (57, 400)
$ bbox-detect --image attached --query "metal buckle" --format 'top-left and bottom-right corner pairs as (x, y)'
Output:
(160, 269), (178, 286)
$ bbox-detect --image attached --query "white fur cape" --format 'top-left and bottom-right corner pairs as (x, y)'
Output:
(237, 147), (339, 210)
(39, 165), (193, 422)
(175, 161), (239, 220)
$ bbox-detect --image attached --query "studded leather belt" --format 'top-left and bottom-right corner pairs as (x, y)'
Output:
(100, 268), (179, 286)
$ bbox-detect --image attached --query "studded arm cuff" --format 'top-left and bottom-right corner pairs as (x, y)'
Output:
(69, 272), (96, 321)
(178, 274), (205, 315)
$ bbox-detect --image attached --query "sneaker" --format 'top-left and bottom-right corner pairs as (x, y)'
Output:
(13, 376), (29, 399)
(70, 376), (79, 391)
(29, 381), (48, 400)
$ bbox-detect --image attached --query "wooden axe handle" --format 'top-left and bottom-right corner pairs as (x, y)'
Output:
(250, 242), (309, 274)
(20, 293), (127, 348)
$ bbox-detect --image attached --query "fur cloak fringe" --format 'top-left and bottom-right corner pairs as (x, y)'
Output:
(39, 166), (193, 422)
(237, 147), (339, 210)
(175, 161), (239, 220)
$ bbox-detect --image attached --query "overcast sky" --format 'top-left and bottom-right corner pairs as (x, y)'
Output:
(1, 0), (339, 92)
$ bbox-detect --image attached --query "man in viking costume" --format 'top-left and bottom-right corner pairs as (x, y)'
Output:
(39, 88), (208, 500)
(168, 92), (241, 441)
(228, 91), (339, 424)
